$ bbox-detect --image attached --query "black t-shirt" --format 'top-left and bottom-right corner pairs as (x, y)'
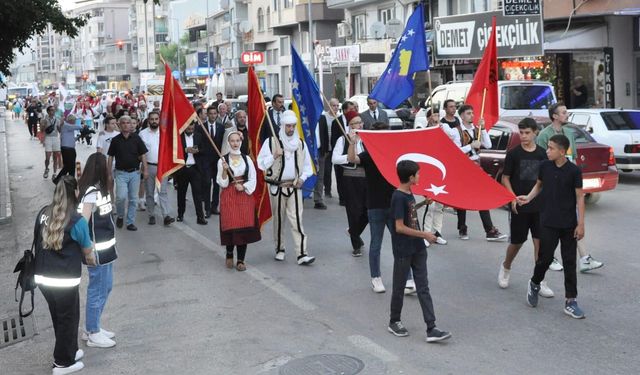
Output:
(440, 117), (460, 129)
(503, 145), (547, 212)
(572, 84), (588, 108)
(359, 151), (395, 209)
(27, 105), (39, 124)
(389, 190), (426, 257)
(538, 160), (582, 228)
(107, 133), (148, 171)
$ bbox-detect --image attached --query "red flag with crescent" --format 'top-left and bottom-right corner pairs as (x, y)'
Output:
(357, 128), (514, 210)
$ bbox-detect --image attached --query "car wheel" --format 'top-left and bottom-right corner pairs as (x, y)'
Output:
(585, 193), (601, 204)
(621, 169), (633, 173)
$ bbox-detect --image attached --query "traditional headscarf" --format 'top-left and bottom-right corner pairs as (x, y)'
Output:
(278, 110), (300, 152)
(225, 130), (243, 155)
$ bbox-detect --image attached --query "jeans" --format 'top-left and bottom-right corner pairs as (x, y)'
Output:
(85, 263), (114, 333)
(115, 170), (140, 225)
(145, 164), (171, 218)
(40, 285), (80, 367)
(389, 248), (436, 331)
(368, 208), (392, 278)
(532, 226), (578, 298)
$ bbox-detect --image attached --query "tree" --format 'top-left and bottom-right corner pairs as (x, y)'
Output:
(0, 1), (87, 84)
(156, 43), (185, 76)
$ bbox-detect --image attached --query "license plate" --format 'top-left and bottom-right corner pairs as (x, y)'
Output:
(583, 178), (601, 189)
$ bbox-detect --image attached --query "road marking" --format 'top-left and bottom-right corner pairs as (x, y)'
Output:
(347, 334), (399, 363)
(177, 223), (317, 311)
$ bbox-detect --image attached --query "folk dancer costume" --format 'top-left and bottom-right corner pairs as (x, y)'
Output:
(332, 111), (368, 254)
(217, 131), (261, 271)
(257, 110), (316, 265)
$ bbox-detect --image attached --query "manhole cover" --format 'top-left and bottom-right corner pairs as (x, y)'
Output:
(0, 315), (36, 349)
(279, 354), (364, 375)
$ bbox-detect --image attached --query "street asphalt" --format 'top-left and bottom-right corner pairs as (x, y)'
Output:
(1, 116), (639, 374)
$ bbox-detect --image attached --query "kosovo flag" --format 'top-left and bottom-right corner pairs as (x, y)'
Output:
(290, 45), (323, 198)
(370, 3), (428, 109)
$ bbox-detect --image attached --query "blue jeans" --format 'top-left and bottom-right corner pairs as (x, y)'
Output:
(115, 170), (140, 225)
(368, 208), (393, 278)
(85, 263), (113, 333)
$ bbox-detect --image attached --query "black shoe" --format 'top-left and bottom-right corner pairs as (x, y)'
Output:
(426, 327), (452, 343)
(211, 208), (220, 215)
(148, 216), (156, 225)
(339, 200), (346, 206)
(163, 216), (175, 226)
(197, 218), (208, 225)
(352, 247), (363, 257)
(388, 321), (409, 337)
(205, 211), (211, 218)
(314, 202), (327, 210)
(126, 224), (138, 231)
(176, 216), (183, 222)
(325, 192), (333, 198)
(116, 217), (124, 228)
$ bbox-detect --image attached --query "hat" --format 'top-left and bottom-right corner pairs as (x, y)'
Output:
(344, 110), (360, 124)
(281, 110), (298, 125)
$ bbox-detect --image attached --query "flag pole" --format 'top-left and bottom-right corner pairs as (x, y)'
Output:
(477, 88), (487, 140)
(319, 91), (351, 144)
(194, 117), (241, 183)
(427, 69), (435, 120)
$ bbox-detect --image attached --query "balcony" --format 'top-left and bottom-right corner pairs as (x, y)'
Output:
(271, 1), (343, 32)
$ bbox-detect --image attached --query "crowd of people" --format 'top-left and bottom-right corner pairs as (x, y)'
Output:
(19, 86), (606, 373)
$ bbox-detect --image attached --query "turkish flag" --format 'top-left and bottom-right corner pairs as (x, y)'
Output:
(465, 16), (499, 131)
(156, 63), (196, 186)
(247, 66), (272, 229)
(358, 128), (514, 210)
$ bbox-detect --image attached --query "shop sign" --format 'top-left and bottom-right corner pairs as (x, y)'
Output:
(329, 45), (360, 64)
(434, 10), (543, 59)
(603, 47), (615, 108)
(503, 0), (541, 16)
(241, 51), (264, 65)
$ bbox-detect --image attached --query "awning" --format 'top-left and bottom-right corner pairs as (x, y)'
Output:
(543, 24), (607, 51)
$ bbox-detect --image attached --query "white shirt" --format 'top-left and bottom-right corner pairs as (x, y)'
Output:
(451, 123), (491, 161)
(138, 127), (160, 164)
(257, 138), (313, 193)
(216, 155), (257, 195)
(206, 120), (217, 137)
(184, 133), (196, 165)
(332, 136), (364, 166)
(370, 110), (378, 120)
(96, 130), (120, 156)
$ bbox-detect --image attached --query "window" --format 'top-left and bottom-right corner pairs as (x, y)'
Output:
(488, 126), (510, 151)
(139, 37), (144, 45)
(273, 0), (279, 11)
(500, 85), (556, 110)
(600, 111), (640, 130)
(379, 7), (394, 24)
(284, 0), (293, 8)
(570, 113), (590, 127)
(116, 63), (126, 70)
(266, 7), (271, 28)
(258, 8), (264, 32)
(280, 37), (289, 56)
(353, 14), (366, 41)
(301, 31), (309, 53)
(98, 23), (104, 32)
(427, 89), (447, 111)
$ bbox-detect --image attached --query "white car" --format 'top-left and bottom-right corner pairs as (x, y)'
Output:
(415, 80), (557, 128)
(568, 109), (640, 172)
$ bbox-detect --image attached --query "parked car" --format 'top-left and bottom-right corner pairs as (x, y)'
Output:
(348, 94), (405, 129)
(414, 80), (557, 128)
(479, 120), (618, 204)
(568, 109), (640, 172)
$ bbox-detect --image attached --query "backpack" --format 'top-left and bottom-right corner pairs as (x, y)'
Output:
(13, 207), (45, 318)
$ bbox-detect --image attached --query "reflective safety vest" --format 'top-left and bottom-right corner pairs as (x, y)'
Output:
(78, 186), (118, 265)
(34, 209), (83, 288)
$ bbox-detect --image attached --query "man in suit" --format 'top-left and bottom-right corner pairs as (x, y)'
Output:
(221, 110), (250, 155)
(176, 122), (207, 224)
(360, 97), (389, 129)
(331, 101), (356, 206)
(313, 98), (339, 209)
(200, 105), (226, 217)
(260, 94), (286, 142)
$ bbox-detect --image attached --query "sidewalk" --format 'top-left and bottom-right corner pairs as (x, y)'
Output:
(0, 116), (11, 223)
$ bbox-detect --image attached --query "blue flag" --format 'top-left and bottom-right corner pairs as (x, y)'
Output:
(290, 45), (323, 198)
(370, 3), (428, 109)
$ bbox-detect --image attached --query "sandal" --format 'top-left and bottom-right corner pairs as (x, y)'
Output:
(225, 258), (234, 269)
(236, 261), (246, 272)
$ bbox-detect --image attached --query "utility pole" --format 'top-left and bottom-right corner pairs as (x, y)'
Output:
(143, 0), (149, 72)
(206, 0), (211, 82)
(307, 0), (314, 73)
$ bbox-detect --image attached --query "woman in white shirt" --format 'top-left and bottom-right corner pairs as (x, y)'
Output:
(217, 131), (261, 271)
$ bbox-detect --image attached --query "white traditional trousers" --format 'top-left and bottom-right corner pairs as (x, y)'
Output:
(270, 187), (308, 258)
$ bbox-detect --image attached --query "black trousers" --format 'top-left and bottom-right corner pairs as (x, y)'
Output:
(200, 160), (214, 213)
(226, 244), (247, 261)
(176, 165), (204, 219)
(28, 121), (38, 136)
(54, 147), (77, 183)
(324, 153), (333, 193)
(457, 209), (494, 233)
(210, 161), (220, 210)
(40, 285), (80, 367)
(390, 248), (436, 331)
(532, 226), (578, 298)
(334, 164), (345, 203)
(343, 176), (368, 249)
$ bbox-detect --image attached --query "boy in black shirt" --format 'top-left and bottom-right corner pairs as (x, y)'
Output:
(387, 160), (451, 342)
(518, 134), (586, 319)
(498, 118), (553, 297)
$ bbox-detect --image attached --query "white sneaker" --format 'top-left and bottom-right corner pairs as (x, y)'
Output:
(549, 258), (563, 271)
(297, 255), (316, 265)
(52, 361), (84, 375)
(75, 349), (83, 361)
(81, 328), (115, 341)
(498, 264), (510, 289)
(274, 251), (285, 261)
(86, 331), (116, 348)
(371, 277), (386, 293)
(435, 236), (448, 245)
(580, 255), (604, 273)
(404, 279), (417, 295)
(539, 281), (554, 298)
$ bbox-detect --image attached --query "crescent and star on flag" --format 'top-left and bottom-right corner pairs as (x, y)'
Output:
(397, 153), (449, 196)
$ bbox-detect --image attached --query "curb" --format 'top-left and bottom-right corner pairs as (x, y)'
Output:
(0, 116), (12, 223)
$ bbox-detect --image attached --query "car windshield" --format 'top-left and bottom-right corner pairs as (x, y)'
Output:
(501, 85), (555, 110)
(600, 111), (640, 130)
(566, 125), (595, 144)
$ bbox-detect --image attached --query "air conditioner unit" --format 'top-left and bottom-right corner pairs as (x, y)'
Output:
(337, 22), (352, 38)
